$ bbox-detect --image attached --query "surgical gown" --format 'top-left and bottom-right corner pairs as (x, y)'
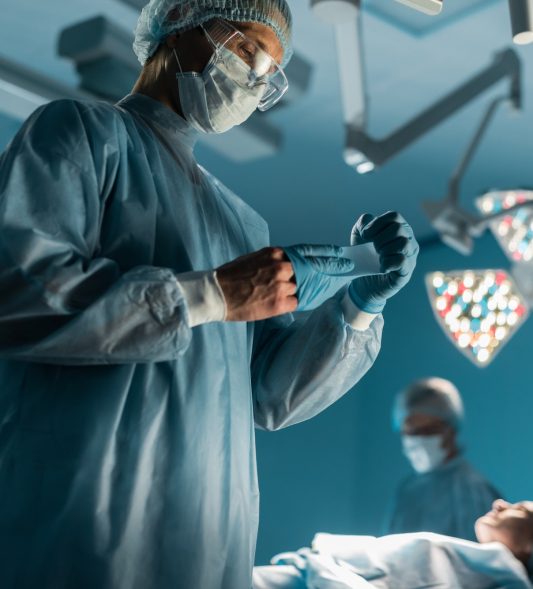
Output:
(386, 456), (500, 541)
(253, 532), (532, 588)
(0, 94), (383, 589)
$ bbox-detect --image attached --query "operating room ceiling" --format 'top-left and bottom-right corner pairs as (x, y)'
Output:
(0, 0), (532, 245)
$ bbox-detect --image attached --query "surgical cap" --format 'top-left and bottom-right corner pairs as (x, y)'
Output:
(393, 377), (464, 432)
(133, 0), (293, 67)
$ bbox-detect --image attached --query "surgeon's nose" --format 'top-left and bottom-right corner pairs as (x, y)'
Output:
(493, 499), (511, 512)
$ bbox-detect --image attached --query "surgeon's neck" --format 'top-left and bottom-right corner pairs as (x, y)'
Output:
(132, 56), (184, 119)
(445, 446), (459, 463)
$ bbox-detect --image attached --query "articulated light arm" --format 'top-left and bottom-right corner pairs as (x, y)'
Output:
(345, 48), (521, 172)
(422, 52), (524, 257)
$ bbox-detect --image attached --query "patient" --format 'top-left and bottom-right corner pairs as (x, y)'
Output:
(253, 499), (533, 588)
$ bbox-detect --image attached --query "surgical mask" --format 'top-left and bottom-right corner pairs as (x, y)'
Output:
(401, 434), (447, 474)
(174, 46), (265, 134)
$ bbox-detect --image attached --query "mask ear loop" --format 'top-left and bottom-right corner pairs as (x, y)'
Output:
(201, 24), (218, 52)
(173, 48), (184, 75)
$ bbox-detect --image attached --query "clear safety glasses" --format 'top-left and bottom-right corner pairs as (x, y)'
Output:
(202, 19), (289, 111)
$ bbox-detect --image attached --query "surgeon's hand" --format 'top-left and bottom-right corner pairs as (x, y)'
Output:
(282, 244), (354, 311)
(216, 247), (298, 322)
(348, 211), (419, 313)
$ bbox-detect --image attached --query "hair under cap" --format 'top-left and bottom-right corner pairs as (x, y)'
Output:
(133, 0), (293, 67)
(393, 377), (464, 431)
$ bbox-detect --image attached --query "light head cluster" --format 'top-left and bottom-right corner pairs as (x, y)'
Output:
(476, 190), (533, 263)
(426, 269), (529, 366)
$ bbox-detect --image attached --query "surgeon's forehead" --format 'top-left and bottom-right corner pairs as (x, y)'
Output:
(230, 21), (284, 63)
(403, 413), (447, 430)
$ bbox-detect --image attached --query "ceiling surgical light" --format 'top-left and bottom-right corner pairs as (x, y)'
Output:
(426, 269), (529, 367)
(476, 190), (533, 263)
(394, 0), (443, 16)
(346, 49), (521, 174)
(311, 0), (522, 175)
(310, 0), (368, 133)
(509, 0), (533, 45)
(423, 57), (524, 256)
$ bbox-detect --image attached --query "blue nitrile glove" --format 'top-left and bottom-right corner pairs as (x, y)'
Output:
(348, 212), (419, 313)
(283, 244), (354, 311)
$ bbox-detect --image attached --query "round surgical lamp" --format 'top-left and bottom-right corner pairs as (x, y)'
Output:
(509, 0), (533, 45)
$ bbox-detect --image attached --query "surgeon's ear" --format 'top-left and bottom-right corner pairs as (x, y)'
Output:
(165, 33), (181, 49)
(441, 426), (456, 454)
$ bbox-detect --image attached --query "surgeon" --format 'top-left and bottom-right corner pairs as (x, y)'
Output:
(0, 1), (419, 588)
(386, 377), (500, 541)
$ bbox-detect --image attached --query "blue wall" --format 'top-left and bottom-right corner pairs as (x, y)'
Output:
(254, 233), (533, 564)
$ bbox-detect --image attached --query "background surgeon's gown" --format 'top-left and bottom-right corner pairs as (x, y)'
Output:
(386, 456), (500, 541)
(0, 94), (383, 589)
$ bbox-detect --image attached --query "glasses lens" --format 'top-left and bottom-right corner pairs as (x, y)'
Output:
(205, 20), (289, 110)
(258, 70), (288, 111)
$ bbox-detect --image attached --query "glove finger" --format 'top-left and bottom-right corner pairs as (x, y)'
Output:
(311, 256), (354, 274)
(378, 236), (412, 257)
(372, 223), (412, 250)
(351, 213), (375, 245)
(380, 253), (405, 273)
(282, 246), (304, 269)
(362, 211), (406, 240)
(293, 244), (343, 258)
(381, 253), (416, 278)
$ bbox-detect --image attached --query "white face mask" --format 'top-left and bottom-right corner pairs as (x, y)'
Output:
(401, 434), (447, 474)
(174, 46), (265, 134)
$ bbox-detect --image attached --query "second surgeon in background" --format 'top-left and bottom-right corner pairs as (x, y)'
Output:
(386, 378), (501, 541)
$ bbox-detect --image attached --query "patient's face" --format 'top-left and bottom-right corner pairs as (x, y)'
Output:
(475, 499), (533, 562)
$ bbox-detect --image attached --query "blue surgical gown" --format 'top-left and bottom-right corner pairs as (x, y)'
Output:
(0, 94), (383, 589)
(386, 456), (501, 541)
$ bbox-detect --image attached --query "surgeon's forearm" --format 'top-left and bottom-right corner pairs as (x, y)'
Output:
(0, 265), (197, 365)
(252, 296), (383, 431)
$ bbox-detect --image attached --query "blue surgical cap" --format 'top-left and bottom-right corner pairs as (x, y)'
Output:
(393, 377), (464, 432)
(133, 0), (293, 67)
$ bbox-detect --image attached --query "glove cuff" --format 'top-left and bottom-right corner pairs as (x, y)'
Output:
(348, 282), (386, 314)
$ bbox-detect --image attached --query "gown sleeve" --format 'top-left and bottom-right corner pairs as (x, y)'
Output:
(251, 291), (383, 431)
(0, 100), (194, 364)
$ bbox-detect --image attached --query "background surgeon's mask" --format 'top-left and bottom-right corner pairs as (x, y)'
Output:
(175, 46), (265, 134)
(402, 434), (447, 474)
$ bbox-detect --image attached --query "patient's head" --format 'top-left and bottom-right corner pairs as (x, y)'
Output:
(476, 499), (533, 565)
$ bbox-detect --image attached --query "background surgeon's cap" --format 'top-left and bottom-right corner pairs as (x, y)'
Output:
(133, 0), (293, 67)
(392, 377), (464, 432)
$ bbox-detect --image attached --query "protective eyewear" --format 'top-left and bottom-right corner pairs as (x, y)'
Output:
(202, 19), (289, 111)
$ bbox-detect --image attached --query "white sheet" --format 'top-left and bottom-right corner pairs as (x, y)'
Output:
(253, 532), (533, 589)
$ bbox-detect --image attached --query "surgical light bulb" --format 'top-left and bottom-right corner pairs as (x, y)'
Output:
(433, 274), (444, 288)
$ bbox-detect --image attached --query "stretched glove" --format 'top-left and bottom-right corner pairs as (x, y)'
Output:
(283, 244), (354, 311)
(348, 212), (419, 313)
